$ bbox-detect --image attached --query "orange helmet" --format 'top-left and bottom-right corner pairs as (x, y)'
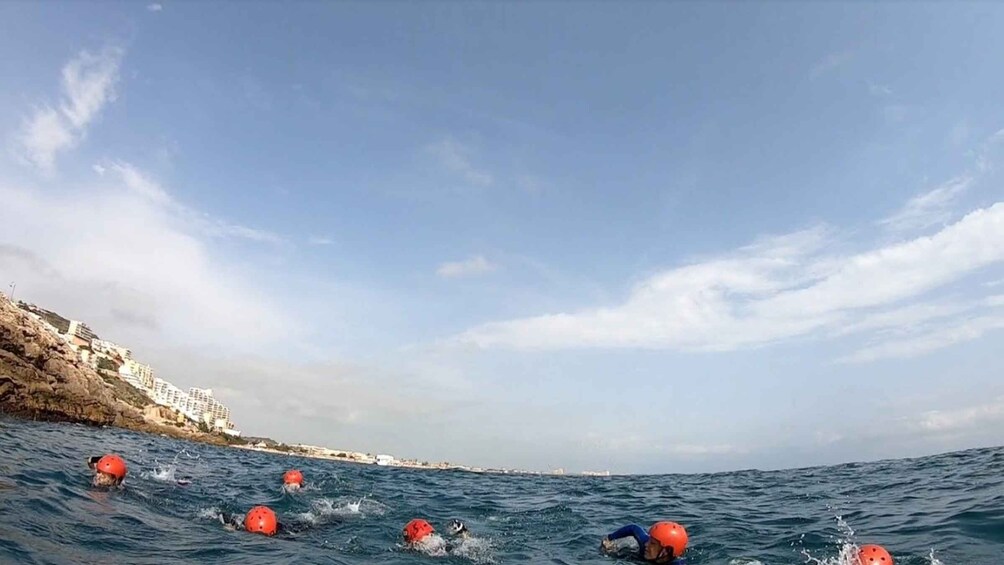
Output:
(649, 521), (688, 558)
(858, 544), (894, 564)
(95, 455), (127, 481)
(283, 469), (304, 485)
(403, 518), (435, 543)
(245, 506), (278, 536)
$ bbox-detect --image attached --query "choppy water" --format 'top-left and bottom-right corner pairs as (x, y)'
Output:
(0, 418), (1001, 564)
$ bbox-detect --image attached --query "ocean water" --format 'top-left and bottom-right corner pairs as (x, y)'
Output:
(1, 418), (1002, 564)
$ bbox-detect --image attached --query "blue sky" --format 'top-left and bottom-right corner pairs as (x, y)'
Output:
(1, 2), (1003, 473)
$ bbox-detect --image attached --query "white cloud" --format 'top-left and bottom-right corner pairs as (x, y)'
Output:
(17, 107), (74, 171)
(15, 48), (123, 172)
(879, 175), (972, 232)
(868, 82), (893, 96)
(0, 180), (292, 351)
(913, 397), (1004, 434)
(437, 255), (498, 278)
(426, 137), (493, 187)
(308, 236), (334, 246)
(92, 163), (106, 176)
(456, 200), (1004, 356)
(107, 161), (283, 244)
(840, 312), (1004, 363)
(147, 3), (163, 11)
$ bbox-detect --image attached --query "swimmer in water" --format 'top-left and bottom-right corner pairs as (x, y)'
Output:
(600, 521), (688, 564)
(220, 506), (281, 536)
(87, 454), (126, 488)
(219, 506), (313, 536)
(403, 518), (448, 554)
(282, 469), (304, 492)
(446, 519), (471, 540)
(858, 544), (894, 564)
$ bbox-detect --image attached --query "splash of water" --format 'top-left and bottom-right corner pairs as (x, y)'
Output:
(450, 536), (496, 564)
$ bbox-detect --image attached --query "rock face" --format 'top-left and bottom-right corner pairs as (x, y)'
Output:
(0, 295), (223, 445)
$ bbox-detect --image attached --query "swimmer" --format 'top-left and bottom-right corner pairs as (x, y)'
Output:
(858, 544), (894, 564)
(219, 506), (314, 536)
(282, 469), (304, 491)
(220, 506), (281, 536)
(446, 519), (471, 539)
(87, 454), (126, 488)
(403, 518), (448, 554)
(600, 521), (688, 564)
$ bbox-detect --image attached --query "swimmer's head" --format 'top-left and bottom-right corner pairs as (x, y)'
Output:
(244, 506), (278, 536)
(91, 454), (127, 487)
(283, 469), (303, 487)
(645, 521), (688, 563)
(858, 544), (894, 565)
(446, 519), (468, 537)
(403, 519), (435, 544)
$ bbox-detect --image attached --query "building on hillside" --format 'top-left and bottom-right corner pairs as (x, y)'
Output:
(185, 388), (233, 430)
(66, 320), (97, 347)
(151, 378), (189, 412)
(92, 339), (132, 361)
(124, 360), (154, 389)
(17, 302), (71, 334)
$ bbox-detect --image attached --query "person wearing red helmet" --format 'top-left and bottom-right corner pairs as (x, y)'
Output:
(219, 506), (286, 536)
(858, 544), (894, 564)
(403, 518), (448, 555)
(86, 454), (127, 487)
(282, 469), (304, 492)
(600, 521), (689, 564)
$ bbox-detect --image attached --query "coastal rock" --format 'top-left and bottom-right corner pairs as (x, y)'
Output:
(0, 295), (224, 445)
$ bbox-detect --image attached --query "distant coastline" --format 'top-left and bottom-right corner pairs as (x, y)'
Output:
(0, 293), (612, 477)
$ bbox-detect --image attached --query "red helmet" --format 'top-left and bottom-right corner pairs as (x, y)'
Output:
(403, 518), (435, 543)
(283, 469), (304, 486)
(858, 544), (894, 565)
(95, 455), (127, 481)
(245, 506), (278, 536)
(649, 521), (688, 558)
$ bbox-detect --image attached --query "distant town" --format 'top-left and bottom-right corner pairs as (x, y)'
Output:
(13, 298), (612, 477)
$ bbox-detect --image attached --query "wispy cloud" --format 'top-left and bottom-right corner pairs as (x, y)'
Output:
(879, 175), (972, 232)
(437, 255), (498, 278)
(15, 47), (123, 172)
(109, 161), (284, 244)
(426, 137), (493, 187)
(308, 236), (335, 246)
(868, 82), (893, 96)
(147, 3), (163, 11)
(809, 50), (853, 79)
(455, 199), (1004, 358)
(840, 312), (1004, 363)
(912, 397), (1004, 434)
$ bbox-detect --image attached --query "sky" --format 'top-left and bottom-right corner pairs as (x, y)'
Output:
(1, 2), (1003, 474)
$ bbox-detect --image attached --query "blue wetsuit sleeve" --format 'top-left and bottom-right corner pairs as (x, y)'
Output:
(607, 524), (649, 545)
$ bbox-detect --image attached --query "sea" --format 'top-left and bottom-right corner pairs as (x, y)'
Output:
(0, 418), (1001, 564)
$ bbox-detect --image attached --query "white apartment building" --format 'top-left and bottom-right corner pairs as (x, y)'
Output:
(151, 378), (189, 412)
(92, 339), (132, 361)
(185, 388), (232, 429)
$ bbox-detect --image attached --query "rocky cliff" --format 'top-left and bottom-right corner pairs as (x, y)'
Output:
(0, 294), (224, 445)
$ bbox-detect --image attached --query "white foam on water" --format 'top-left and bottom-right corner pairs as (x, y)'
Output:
(451, 536), (496, 564)
(295, 496), (387, 524)
(928, 548), (945, 565)
(196, 506), (221, 520)
(414, 534), (449, 557)
(727, 559), (764, 565)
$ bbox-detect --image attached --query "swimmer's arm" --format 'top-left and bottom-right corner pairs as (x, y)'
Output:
(606, 524), (647, 545)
